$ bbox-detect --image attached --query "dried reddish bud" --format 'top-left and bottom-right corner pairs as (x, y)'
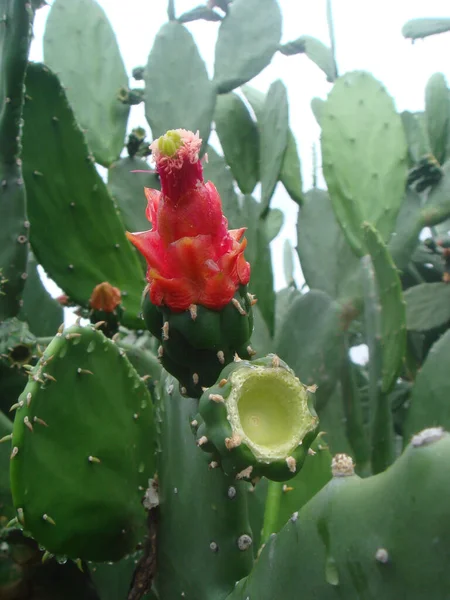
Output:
(55, 294), (69, 306)
(89, 282), (121, 313)
(126, 129), (250, 311)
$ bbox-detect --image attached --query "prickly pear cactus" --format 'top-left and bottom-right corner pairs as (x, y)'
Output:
(0, 0), (33, 321)
(8, 323), (156, 562)
(1, 0), (450, 598)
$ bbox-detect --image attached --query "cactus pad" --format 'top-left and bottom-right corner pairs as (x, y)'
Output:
(0, 0), (33, 320)
(9, 324), (156, 562)
(321, 71), (408, 256)
(227, 429), (450, 600)
(21, 63), (145, 326)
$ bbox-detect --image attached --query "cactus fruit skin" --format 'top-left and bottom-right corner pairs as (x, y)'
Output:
(143, 284), (253, 397)
(227, 429), (450, 600)
(9, 324), (156, 562)
(197, 354), (319, 482)
(0, 0), (33, 320)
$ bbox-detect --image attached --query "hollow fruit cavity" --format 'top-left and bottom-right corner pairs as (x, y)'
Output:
(228, 367), (316, 461)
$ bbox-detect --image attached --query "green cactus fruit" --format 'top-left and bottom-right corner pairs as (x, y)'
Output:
(143, 285), (254, 398)
(9, 323), (156, 562)
(196, 354), (319, 482)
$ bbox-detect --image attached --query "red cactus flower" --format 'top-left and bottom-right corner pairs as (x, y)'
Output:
(89, 282), (121, 313)
(126, 129), (250, 311)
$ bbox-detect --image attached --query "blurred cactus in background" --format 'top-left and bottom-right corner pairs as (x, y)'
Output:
(2, 0), (450, 598)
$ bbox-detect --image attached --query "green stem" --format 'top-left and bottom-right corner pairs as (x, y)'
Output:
(326, 0), (338, 80)
(371, 390), (394, 474)
(312, 143), (318, 189)
(261, 481), (283, 544)
(167, 0), (176, 21)
(340, 346), (370, 475)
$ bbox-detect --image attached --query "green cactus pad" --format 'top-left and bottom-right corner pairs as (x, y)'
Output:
(214, 93), (259, 195)
(0, 318), (36, 414)
(213, 0), (282, 94)
(279, 130), (304, 206)
(0, 0), (33, 321)
(22, 63), (145, 327)
(0, 411), (13, 521)
(425, 73), (449, 166)
(144, 22), (216, 152)
(404, 330), (450, 441)
(143, 285), (253, 398)
(202, 145), (241, 230)
(241, 85), (303, 206)
(275, 290), (344, 411)
(296, 188), (360, 301)
(404, 282), (450, 331)
(227, 429), (450, 600)
(402, 17), (450, 40)
(241, 196), (275, 335)
(321, 71), (408, 256)
(155, 373), (253, 600)
(279, 35), (336, 82)
(197, 354), (319, 482)
(362, 222), (406, 394)
(107, 157), (160, 235)
(43, 0), (130, 167)
(18, 254), (63, 338)
(9, 324), (156, 562)
(259, 80), (289, 216)
(401, 111), (430, 165)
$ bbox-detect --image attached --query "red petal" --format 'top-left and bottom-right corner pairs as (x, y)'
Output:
(200, 272), (236, 309)
(144, 188), (161, 226)
(149, 272), (197, 311)
(126, 230), (165, 273)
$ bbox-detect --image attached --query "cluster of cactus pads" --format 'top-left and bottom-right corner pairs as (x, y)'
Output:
(2, 0), (450, 598)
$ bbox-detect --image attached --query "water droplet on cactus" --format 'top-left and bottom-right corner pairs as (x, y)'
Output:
(138, 462), (145, 473)
(87, 340), (96, 353)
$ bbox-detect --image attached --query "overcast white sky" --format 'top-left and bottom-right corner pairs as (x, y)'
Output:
(30, 0), (450, 304)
